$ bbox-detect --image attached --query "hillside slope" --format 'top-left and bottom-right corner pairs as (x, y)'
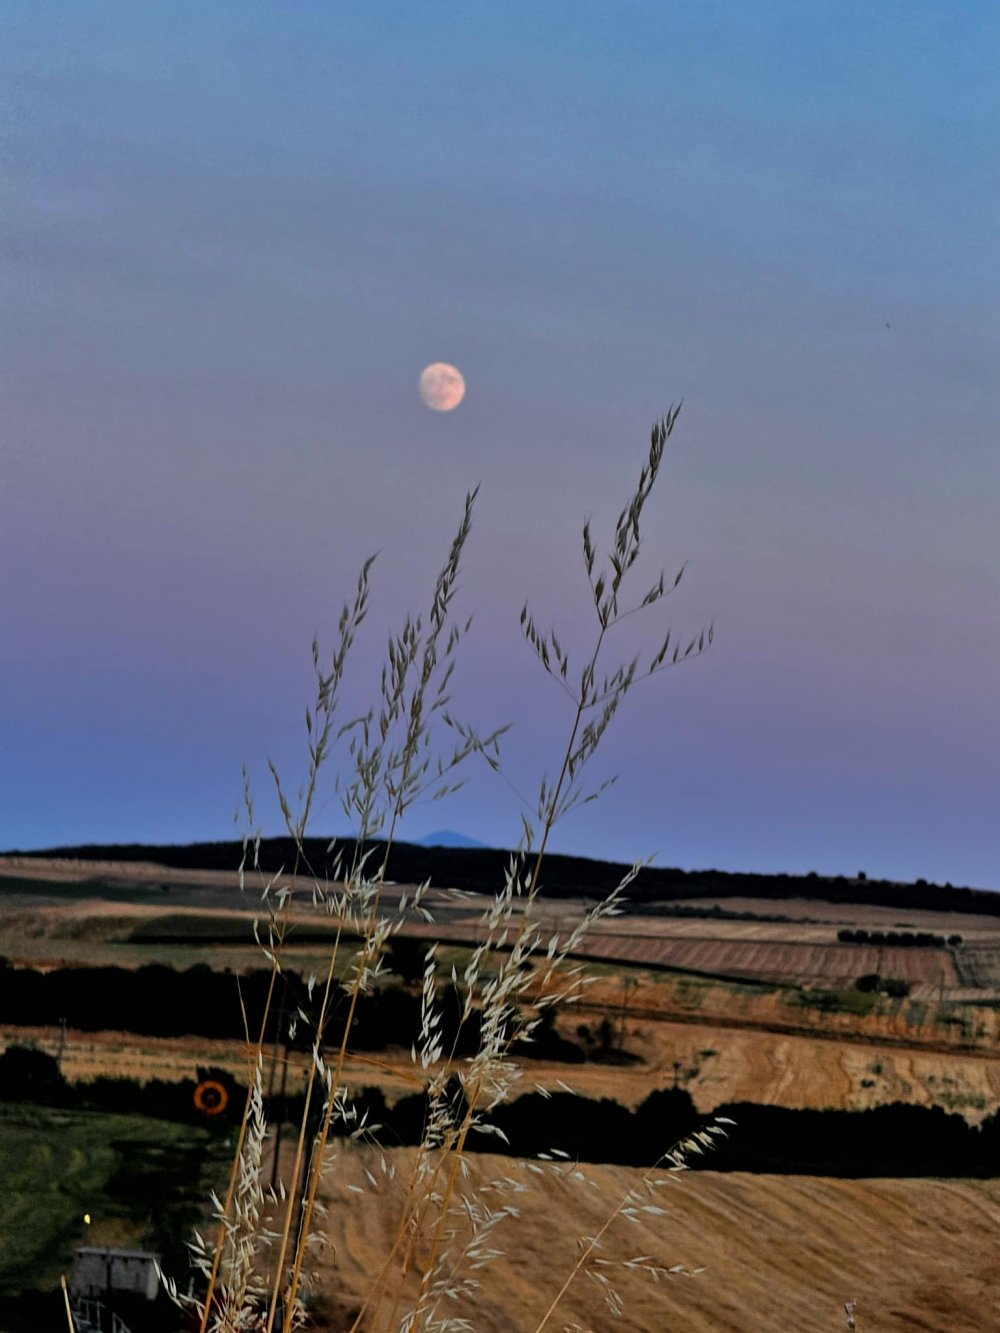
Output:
(315, 1146), (1000, 1331)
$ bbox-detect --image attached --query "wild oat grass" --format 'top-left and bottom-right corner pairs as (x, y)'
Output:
(161, 409), (721, 1332)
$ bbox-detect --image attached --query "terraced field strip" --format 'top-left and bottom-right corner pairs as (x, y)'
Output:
(402, 920), (965, 989)
(567, 995), (1000, 1060)
(0, 1025), (429, 1099)
(569, 934), (961, 986)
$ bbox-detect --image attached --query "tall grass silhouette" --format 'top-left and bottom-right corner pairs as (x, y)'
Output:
(163, 409), (719, 1331)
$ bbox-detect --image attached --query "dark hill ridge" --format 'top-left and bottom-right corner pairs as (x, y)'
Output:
(6, 838), (999, 918)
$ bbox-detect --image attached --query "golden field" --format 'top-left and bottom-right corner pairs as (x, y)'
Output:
(311, 1143), (1000, 1332)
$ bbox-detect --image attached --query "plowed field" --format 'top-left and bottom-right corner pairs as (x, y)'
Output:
(566, 934), (960, 987)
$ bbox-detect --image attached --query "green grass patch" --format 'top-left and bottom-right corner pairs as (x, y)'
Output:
(0, 874), (183, 906)
(128, 911), (350, 945)
(788, 987), (880, 1018)
(0, 1104), (228, 1296)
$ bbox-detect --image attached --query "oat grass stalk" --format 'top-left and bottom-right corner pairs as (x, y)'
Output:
(180, 409), (711, 1332)
(533, 1123), (730, 1330)
(266, 491), (500, 1327)
(61, 1275), (76, 1331)
(196, 559), (374, 1331)
(402, 407), (709, 1331)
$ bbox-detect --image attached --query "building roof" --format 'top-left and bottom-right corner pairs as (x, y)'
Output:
(74, 1247), (160, 1261)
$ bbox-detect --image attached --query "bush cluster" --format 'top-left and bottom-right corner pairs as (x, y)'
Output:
(0, 960), (584, 1063)
(838, 929), (962, 947)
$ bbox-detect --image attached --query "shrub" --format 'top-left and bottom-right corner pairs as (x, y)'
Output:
(854, 974), (911, 999)
(882, 978), (911, 999)
(0, 1045), (66, 1103)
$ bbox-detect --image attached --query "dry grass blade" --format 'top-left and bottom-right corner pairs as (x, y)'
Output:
(532, 1125), (727, 1331)
(61, 1275), (76, 1331)
(169, 413), (711, 1333)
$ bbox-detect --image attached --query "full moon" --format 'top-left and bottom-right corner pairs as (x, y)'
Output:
(419, 362), (466, 411)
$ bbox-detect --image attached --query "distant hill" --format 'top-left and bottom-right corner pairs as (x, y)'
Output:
(332, 829), (487, 850)
(5, 837), (999, 917)
(415, 830), (487, 849)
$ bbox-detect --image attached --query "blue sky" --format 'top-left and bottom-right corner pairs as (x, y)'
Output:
(2, 3), (998, 885)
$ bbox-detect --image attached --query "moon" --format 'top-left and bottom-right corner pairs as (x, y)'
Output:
(419, 362), (466, 412)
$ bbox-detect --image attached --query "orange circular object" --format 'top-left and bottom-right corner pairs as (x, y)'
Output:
(193, 1078), (229, 1116)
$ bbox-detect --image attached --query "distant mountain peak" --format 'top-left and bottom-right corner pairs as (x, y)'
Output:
(415, 829), (487, 849)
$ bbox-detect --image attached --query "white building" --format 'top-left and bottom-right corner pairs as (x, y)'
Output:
(70, 1247), (160, 1302)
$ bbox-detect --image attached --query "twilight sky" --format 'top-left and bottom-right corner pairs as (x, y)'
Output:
(2, 2), (998, 887)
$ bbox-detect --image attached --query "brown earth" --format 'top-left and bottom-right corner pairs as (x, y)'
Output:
(4, 887), (998, 995)
(0, 1025), (427, 1101)
(5, 859), (999, 1328)
(309, 1143), (1000, 1332)
(5, 859), (999, 931)
(573, 969), (1000, 1053)
(3, 857), (999, 1123)
(8, 1006), (999, 1124)
(650, 894), (1000, 932)
(5, 855), (1000, 990)
(565, 934), (961, 988)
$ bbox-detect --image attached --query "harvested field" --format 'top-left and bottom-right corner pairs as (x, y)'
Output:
(576, 970), (1000, 1055)
(8, 1006), (999, 1123)
(616, 1019), (1000, 1120)
(3, 856), (998, 1128)
(312, 1143), (1000, 1332)
(658, 895), (1000, 933)
(562, 934), (960, 987)
(0, 899), (360, 973)
(1, 1025), (262, 1088)
(0, 1026), (427, 1101)
(4, 858), (999, 999)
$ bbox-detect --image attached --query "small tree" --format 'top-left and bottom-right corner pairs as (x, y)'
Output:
(0, 1044), (66, 1102)
(385, 936), (426, 985)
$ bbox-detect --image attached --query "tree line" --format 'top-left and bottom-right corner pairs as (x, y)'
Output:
(837, 928), (962, 947)
(10, 837), (1000, 917)
(0, 957), (584, 1062)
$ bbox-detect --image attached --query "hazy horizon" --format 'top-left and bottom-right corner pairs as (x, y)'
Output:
(3, 4), (998, 888)
(3, 828), (996, 895)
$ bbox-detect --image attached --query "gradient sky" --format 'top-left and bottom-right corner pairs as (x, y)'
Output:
(2, 2), (998, 886)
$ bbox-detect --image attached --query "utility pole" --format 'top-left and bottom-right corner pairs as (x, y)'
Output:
(105, 1248), (113, 1331)
(618, 976), (637, 1055)
(267, 977), (290, 1189)
(56, 1016), (67, 1073)
(270, 1022), (291, 1191)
